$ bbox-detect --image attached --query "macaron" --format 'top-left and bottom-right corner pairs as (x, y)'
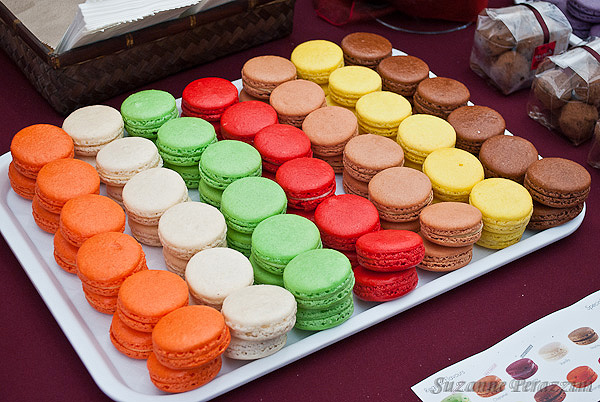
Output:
(413, 77), (470, 119)
(53, 229), (79, 274)
(353, 265), (418, 302)
(302, 105), (358, 173)
(314, 194), (380, 251)
(155, 117), (217, 167)
(221, 284), (297, 360)
(356, 230), (424, 272)
(355, 91), (412, 139)
(418, 235), (473, 272)
(226, 227), (253, 258)
(422, 147), (484, 203)
(328, 66), (382, 108)
(283, 248), (354, 330)
(95, 136), (163, 186)
(31, 194), (61, 234)
(62, 105), (124, 156)
(377, 55), (430, 99)
(568, 0), (600, 23)
(185, 247), (254, 310)
(440, 394), (470, 402)
(340, 32), (392, 69)
(151, 305), (230, 369)
(533, 384), (566, 402)
(527, 201), (584, 230)
(253, 124), (312, 174)
(342, 170), (369, 198)
(250, 253), (285, 287)
(538, 341), (569, 361)
(566, 366), (598, 388)
(276, 157), (336, 211)
(146, 352), (221, 393)
(250, 213), (322, 279)
(473, 375), (505, 398)
(568, 326), (599, 345)
(220, 176), (287, 237)
(162, 162), (200, 189)
(479, 135), (539, 184)
(198, 176), (225, 208)
(117, 270), (189, 332)
(109, 314), (153, 359)
(469, 178), (533, 249)
(368, 166), (433, 227)
(269, 79), (326, 128)
(396, 114), (456, 168)
(241, 55), (297, 99)
(82, 289), (118, 315)
(343, 134), (405, 184)
(9, 123), (74, 179)
(59, 194), (126, 247)
(120, 89), (178, 140)
(34, 158), (100, 214)
(180, 77), (239, 121)
(524, 157), (591, 208)
(220, 100), (278, 144)
(290, 40), (344, 85)
(505, 358), (539, 380)
(7, 162), (36, 200)
(419, 202), (483, 247)
(447, 105), (506, 155)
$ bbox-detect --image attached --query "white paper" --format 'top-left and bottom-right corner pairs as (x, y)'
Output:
(412, 290), (600, 401)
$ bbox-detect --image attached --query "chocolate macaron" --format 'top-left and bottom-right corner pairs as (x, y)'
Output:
(241, 55), (297, 100)
(418, 235), (473, 272)
(377, 55), (430, 99)
(527, 201), (584, 230)
(270, 79), (326, 127)
(479, 135), (539, 184)
(341, 32), (392, 69)
(419, 202), (483, 247)
(413, 77), (470, 119)
(447, 105), (506, 154)
(343, 134), (404, 183)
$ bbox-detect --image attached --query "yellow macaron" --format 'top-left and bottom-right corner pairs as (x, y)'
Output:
(328, 66), (382, 108)
(355, 91), (412, 139)
(291, 40), (344, 85)
(469, 178), (533, 249)
(422, 147), (484, 202)
(396, 114), (456, 168)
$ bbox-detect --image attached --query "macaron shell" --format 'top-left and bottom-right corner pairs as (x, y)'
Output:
(566, 366), (598, 388)
(276, 157), (336, 210)
(472, 375), (505, 398)
(181, 77), (239, 119)
(328, 66), (382, 107)
(533, 384), (566, 402)
(568, 326), (599, 345)
(538, 341), (569, 361)
(199, 140), (262, 189)
(478, 134), (539, 183)
(290, 40), (344, 84)
(353, 266), (418, 302)
(8, 161), (36, 199)
(418, 235), (473, 272)
(377, 55), (430, 96)
(224, 333), (287, 360)
(413, 77), (470, 118)
(343, 134), (405, 181)
(448, 105), (506, 154)
(469, 178), (533, 223)
(302, 105), (358, 152)
(356, 230), (425, 271)
(294, 293), (354, 330)
(62, 105), (124, 155)
(31, 194), (60, 234)
(53, 229), (79, 274)
(220, 101), (278, 143)
(419, 202), (483, 246)
(269, 80), (326, 127)
(109, 313), (153, 359)
(120, 90), (178, 138)
(396, 114), (456, 165)
(527, 201), (584, 230)
(341, 32), (392, 67)
(505, 358), (538, 380)
(253, 124), (312, 168)
(155, 117), (217, 166)
(146, 353), (222, 393)
(241, 55), (297, 99)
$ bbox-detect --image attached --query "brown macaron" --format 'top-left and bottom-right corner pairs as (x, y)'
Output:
(241, 55), (297, 100)
(527, 201), (584, 230)
(419, 202), (483, 247)
(417, 234), (473, 272)
(368, 166), (433, 224)
(413, 77), (470, 119)
(448, 105), (506, 155)
(377, 55), (430, 99)
(343, 134), (404, 182)
(479, 135), (539, 184)
(269, 79), (326, 127)
(524, 157), (591, 208)
(302, 106), (358, 173)
(342, 170), (369, 198)
(341, 32), (392, 69)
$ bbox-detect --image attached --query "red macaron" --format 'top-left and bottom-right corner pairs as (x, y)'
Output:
(355, 230), (425, 272)
(314, 194), (380, 251)
(276, 157), (336, 211)
(181, 77), (239, 121)
(353, 265), (418, 302)
(253, 124), (313, 173)
(220, 100), (278, 144)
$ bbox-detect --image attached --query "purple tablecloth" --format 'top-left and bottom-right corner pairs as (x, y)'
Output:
(1, 1), (598, 401)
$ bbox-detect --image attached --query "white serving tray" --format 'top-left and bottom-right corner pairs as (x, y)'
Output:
(0, 64), (585, 402)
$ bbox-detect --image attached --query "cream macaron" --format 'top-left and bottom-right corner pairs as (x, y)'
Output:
(62, 104), (124, 157)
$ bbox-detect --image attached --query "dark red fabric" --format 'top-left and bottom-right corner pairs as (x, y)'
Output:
(1, 1), (599, 402)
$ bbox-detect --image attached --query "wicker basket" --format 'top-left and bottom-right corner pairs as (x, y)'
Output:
(0, 0), (295, 115)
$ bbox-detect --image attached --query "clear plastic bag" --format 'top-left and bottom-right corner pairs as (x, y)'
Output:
(528, 37), (600, 146)
(470, 1), (571, 95)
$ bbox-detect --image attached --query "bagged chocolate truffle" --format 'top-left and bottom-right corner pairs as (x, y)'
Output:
(528, 37), (600, 145)
(470, 1), (571, 95)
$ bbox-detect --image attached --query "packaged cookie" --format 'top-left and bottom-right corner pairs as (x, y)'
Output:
(470, 1), (571, 95)
(528, 37), (600, 145)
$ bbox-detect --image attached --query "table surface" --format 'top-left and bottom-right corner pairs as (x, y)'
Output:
(1, 1), (598, 401)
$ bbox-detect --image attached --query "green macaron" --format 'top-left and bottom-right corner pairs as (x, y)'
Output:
(441, 394), (470, 402)
(163, 162), (200, 189)
(156, 117), (217, 166)
(198, 177), (223, 208)
(250, 254), (285, 287)
(220, 176), (287, 234)
(226, 226), (252, 257)
(120, 89), (178, 140)
(199, 140), (262, 190)
(251, 214), (322, 275)
(294, 293), (354, 331)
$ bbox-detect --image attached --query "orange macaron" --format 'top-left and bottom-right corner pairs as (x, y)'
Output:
(146, 352), (222, 393)
(10, 124), (74, 179)
(59, 194), (126, 247)
(8, 162), (36, 200)
(109, 313), (153, 359)
(53, 229), (79, 274)
(152, 305), (230, 369)
(35, 158), (100, 214)
(116, 270), (189, 332)
(31, 194), (61, 234)
(82, 288), (118, 315)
